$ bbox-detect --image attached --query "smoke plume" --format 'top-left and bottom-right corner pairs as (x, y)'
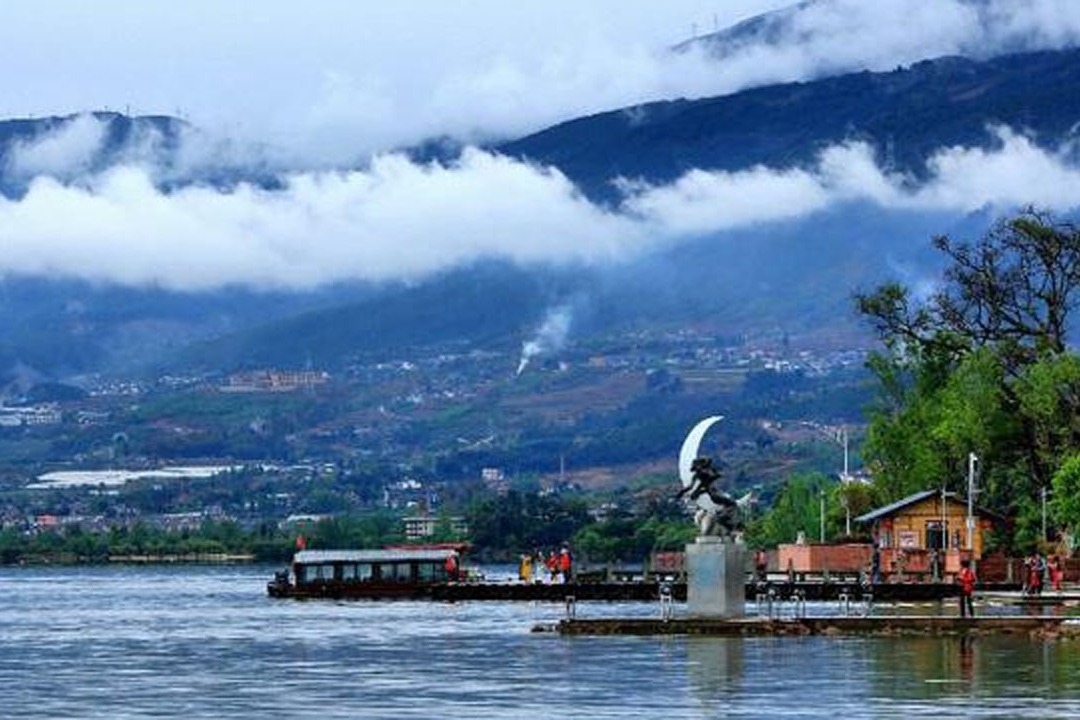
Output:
(516, 305), (574, 375)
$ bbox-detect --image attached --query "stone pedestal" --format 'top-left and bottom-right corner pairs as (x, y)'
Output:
(686, 537), (746, 618)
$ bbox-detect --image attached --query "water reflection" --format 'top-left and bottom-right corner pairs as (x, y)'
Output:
(2, 566), (1080, 718)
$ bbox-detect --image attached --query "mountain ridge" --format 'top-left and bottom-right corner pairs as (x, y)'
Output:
(5, 46), (1080, 380)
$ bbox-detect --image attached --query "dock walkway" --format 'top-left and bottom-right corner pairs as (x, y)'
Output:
(542, 615), (1080, 638)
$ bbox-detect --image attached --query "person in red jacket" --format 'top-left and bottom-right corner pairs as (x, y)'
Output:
(545, 551), (559, 583)
(958, 558), (976, 618)
(559, 547), (573, 583)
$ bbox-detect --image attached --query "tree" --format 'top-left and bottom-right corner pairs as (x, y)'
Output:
(857, 210), (1080, 375)
(856, 211), (1080, 539)
(1052, 453), (1080, 537)
(749, 473), (834, 547)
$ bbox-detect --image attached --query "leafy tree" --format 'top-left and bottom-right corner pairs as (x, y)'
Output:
(857, 210), (1080, 374)
(749, 473), (834, 547)
(855, 211), (1080, 544)
(1052, 453), (1080, 536)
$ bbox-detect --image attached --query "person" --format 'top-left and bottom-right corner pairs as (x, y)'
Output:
(545, 551), (559, 584)
(1027, 552), (1044, 596)
(929, 548), (940, 583)
(559, 547), (573, 583)
(445, 551), (459, 581)
(870, 545), (882, 585)
(957, 558), (976, 618)
(754, 549), (768, 582)
(1049, 555), (1064, 592)
(519, 553), (533, 584)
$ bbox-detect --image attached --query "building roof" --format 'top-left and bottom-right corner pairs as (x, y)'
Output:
(854, 489), (1000, 523)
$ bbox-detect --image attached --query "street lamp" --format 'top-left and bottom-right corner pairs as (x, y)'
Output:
(1042, 486), (1049, 542)
(966, 453), (978, 551)
(819, 488), (826, 543)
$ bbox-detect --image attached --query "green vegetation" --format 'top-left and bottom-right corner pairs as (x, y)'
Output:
(845, 211), (1080, 552)
(0, 520), (296, 565)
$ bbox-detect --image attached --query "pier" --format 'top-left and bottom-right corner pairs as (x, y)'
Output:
(538, 615), (1080, 638)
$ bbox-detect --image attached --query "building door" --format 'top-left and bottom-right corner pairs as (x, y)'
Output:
(925, 521), (947, 550)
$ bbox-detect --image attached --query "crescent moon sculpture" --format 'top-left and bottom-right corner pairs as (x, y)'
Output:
(678, 415), (723, 488)
(678, 415), (750, 538)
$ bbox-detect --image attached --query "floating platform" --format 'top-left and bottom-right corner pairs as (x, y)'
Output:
(540, 615), (1080, 639)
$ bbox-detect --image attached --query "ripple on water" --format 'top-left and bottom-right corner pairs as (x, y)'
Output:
(3, 565), (1080, 718)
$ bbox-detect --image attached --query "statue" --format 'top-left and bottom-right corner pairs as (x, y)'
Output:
(676, 456), (746, 539)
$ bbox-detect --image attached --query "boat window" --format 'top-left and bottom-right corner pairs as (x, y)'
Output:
(418, 562), (438, 581)
(357, 563), (373, 581)
(342, 564), (357, 581)
(314, 564), (334, 581)
(389, 562), (413, 582)
(296, 565), (309, 583)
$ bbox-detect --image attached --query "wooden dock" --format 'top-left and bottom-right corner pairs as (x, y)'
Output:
(540, 615), (1080, 638)
(427, 580), (1017, 603)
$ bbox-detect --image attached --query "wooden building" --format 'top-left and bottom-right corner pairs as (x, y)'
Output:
(855, 489), (998, 579)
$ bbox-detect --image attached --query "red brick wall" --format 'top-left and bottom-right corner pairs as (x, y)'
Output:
(778, 543), (873, 573)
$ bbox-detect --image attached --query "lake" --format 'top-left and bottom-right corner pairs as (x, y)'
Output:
(1, 565), (1079, 718)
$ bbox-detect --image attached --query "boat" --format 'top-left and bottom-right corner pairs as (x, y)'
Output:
(267, 546), (465, 599)
(266, 543), (668, 601)
(267, 547), (1010, 602)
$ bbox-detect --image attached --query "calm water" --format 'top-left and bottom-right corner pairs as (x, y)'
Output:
(2, 565), (1079, 719)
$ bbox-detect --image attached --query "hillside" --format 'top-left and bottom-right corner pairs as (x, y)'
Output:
(500, 49), (1080, 200)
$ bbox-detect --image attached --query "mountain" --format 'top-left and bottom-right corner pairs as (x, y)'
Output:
(675, 0), (1058, 66)
(0, 111), (281, 197)
(6, 46), (1080, 380)
(176, 261), (577, 371)
(499, 48), (1080, 200)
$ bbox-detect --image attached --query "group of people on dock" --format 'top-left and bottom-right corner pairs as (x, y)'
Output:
(1023, 552), (1064, 595)
(518, 548), (573, 584)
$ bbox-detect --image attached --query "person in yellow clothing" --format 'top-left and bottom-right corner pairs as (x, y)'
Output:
(519, 554), (533, 583)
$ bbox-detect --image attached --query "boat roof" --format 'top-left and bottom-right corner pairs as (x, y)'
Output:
(293, 548), (456, 564)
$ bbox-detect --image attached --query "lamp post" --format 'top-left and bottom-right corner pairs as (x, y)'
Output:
(966, 453), (977, 551)
(1042, 486), (1048, 542)
(819, 489), (826, 543)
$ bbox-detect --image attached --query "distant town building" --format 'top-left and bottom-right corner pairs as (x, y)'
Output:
(221, 370), (330, 393)
(403, 514), (468, 540)
(481, 467), (509, 495)
(0, 405), (62, 427)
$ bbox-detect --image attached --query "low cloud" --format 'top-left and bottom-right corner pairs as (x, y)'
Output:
(259, 0), (1080, 157)
(4, 2), (1079, 162)
(1, 127), (1079, 290)
(5, 114), (107, 181)
(0, 150), (640, 289)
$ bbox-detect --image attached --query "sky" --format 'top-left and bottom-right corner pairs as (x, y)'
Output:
(3, 0), (1080, 290)
(0, 0), (789, 159)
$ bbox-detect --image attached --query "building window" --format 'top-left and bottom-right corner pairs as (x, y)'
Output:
(925, 521), (947, 550)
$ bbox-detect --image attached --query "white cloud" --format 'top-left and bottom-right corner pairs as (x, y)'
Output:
(0, 150), (641, 290)
(6, 114), (107, 180)
(2, 1), (1078, 160)
(2, 127), (1080, 291)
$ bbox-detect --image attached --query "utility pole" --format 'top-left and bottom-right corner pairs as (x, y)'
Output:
(941, 486), (947, 550)
(842, 427), (849, 479)
(1042, 486), (1048, 541)
(841, 427), (851, 536)
(966, 453), (977, 551)
(819, 489), (826, 543)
